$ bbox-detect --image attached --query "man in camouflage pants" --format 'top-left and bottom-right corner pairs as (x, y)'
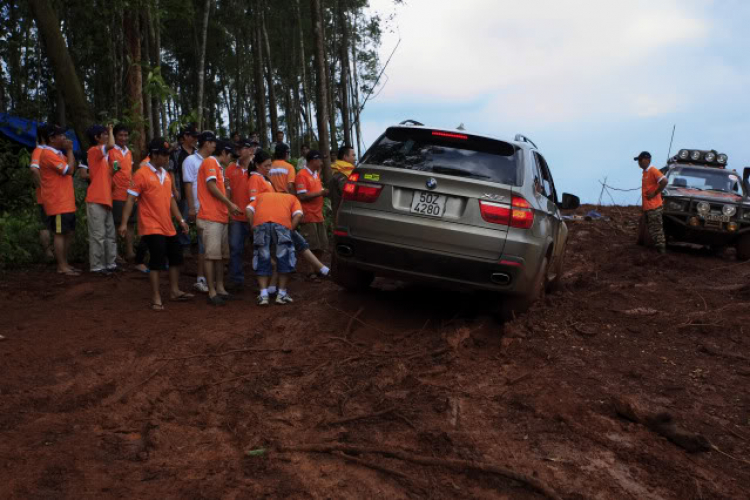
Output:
(636, 151), (668, 254)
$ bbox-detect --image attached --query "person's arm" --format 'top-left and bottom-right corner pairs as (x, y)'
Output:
(104, 124), (115, 152)
(207, 179), (241, 215)
(290, 212), (303, 231)
(117, 195), (137, 236)
(647, 170), (669, 199)
(245, 204), (255, 226)
(30, 167), (42, 188)
(170, 196), (190, 233)
(63, 139), (76, 176)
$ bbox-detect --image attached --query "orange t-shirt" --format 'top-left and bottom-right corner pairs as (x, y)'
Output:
(226, 162), (251, 222)
(295, 167), (324, 223)
(39, 146), (75, 216)
(109, 146), (134, 202)
(128, 163), (175, 236)
(85, 145), (113, 207)
(30, 147), (43, 204)
(642, 166), (665, 211)
(269, 159), (296, 193)
(248, 172), (273, 203)
(248, 192), (303, 229)
(197, 156), (229, 223)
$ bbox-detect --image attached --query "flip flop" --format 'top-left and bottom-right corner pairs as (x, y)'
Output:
(151, 303), (165, 312)
(171, 292), (195, 302)
(57, 269), (81, 276)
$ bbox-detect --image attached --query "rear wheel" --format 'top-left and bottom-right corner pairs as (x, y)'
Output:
(331, 254), (375, 291)
(736, 235), (750, 261)
(497, 256), (548, 321)
(546, 250), (565, 294)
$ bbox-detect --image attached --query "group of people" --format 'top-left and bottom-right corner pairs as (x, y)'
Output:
(29, 122), (358, 310)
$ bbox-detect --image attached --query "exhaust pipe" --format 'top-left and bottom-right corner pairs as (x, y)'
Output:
(490, 273), (511, 285)
(337, 245), (354, 258)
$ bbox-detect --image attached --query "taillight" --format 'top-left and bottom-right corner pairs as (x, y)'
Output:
(479, 197), (534, 229)
(348, 172), (360, 182)
(342, 182), (382, 203)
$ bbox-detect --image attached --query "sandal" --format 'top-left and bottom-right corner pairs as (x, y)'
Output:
(57, 269), (81, 276)
(171, 292), (195, 302)
(151, 303), (165, 311)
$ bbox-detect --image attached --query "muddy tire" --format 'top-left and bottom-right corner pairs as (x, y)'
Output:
(736, 235), (750, 261)
(497, 256), (548, 321)
(546, 250), (565, 294)
(331, 254), (374, 291)
(637, 215), (653, 247)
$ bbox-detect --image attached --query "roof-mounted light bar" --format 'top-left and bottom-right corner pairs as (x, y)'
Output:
(674, 149), (728, 167)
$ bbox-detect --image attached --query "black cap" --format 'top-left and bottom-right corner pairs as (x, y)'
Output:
(46, 125), (67, 138)
(179, 123), (199, 138)
(634, 151), (652, 161)
(148, 137), (172, 156)
(216, 140), (234, 154)
(236, 137), (259, 149)
(306, 149), (322, 162)
(198, 130), (217, 144)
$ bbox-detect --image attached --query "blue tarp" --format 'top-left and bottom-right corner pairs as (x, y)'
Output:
(0, 113), (82, 153)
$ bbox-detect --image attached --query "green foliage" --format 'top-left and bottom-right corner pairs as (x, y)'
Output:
(0, 208), (45, 266)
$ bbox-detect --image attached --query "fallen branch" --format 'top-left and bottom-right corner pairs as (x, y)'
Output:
(325, 301), (392, 336)
(345, 307), (366, 339)
(698, 344), (749, 362)
(159, 347), (291, 361)
(569, 322), (598, 337)
(320, 407), (396, 427)
(110, 362), (168, 404)
(278, 443), (563, 500)
(331, 451), (427, 494)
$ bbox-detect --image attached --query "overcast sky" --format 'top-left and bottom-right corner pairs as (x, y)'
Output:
(360, 0), (750, 204)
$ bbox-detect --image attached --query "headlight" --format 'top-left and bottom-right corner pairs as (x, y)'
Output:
(678, 149), (690, 160)
(717, 154), (728, 164)
(691, 150), (702, 161)
(696, 201), (710, 214)
(723, 205), (737, 216)
(704, 152), (716, 162)
(743, 211), (750, 220)
(667, 200), (685, 211)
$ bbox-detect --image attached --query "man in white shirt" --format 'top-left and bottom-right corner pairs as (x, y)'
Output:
(182, 130), (217, 292)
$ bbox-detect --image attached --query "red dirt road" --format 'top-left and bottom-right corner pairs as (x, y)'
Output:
(1, 206), (749, 499)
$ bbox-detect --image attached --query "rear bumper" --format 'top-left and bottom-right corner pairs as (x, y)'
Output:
(333, 235), (539, 295)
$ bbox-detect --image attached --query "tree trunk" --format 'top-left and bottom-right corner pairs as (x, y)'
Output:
(146, 1), (163, 136)
(28, 0), (94, 146)
(261, 7), (279, 138)
(324, 11), (338, 153)
(295, 0), (314, 144)
(252, 14), (268, 148)
(196, 0), (212, 129)
(350, 12), (363, 156)
(124, 10), (145, 157)
(337, 1), (352, 148)
(309, 0), (331, 182)
(141, 11), (153, 141)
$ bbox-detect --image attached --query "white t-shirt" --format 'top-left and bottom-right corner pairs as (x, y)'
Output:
(182, 151), (204, 210)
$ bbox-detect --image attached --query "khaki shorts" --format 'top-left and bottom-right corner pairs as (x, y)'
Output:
(298, 222), (328, 252)
(197, 219), (229, 260)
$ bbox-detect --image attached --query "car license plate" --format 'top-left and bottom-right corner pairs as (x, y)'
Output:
(411, 191), (446, 217)
(706, 214), (730, 222)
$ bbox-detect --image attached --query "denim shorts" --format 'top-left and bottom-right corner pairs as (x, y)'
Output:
(291, 230), (310, 253)
(253, 223), (297, 276)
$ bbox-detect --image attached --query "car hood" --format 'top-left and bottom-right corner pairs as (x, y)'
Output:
(665, 187), (743, 203)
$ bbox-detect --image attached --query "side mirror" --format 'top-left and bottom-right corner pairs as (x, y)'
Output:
(559, 193), (580, 210)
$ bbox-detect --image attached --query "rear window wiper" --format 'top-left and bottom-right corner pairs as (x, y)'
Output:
(431, 165), (491, 179)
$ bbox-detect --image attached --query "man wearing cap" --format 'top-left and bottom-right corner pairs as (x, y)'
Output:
(225, 137), (258, 289)
(84, 123), (117, 274)
(119, 138), (193, 311)
(110, 124), (137, 262)
(183, 131), (216, 293)
(296, 150), (329, 278)
(38, 125), (78, 275)
(636, 151), (668, 254)
(197, 140), (242, 305)
(330, 145), (356, 217)
(270, 143), (296, 194)
(169, 123), (199, 251)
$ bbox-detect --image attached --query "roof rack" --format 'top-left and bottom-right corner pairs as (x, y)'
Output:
(399, 119), (424, 126)
(514, 134), (538, 149)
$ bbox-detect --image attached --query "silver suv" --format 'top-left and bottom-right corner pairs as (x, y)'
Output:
(332, 121), (580, 316)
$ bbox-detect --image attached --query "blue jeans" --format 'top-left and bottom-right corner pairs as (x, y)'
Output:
(229, 220), (250, 284)
(178, 199), (191, 247)
(291, 230), (310, 253)
(253, 223), (296, 277)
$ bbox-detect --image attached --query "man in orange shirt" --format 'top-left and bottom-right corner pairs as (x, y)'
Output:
(246, 192), (304, 305)
(29, 123), (53, 260)
(118, 138), (192, 311)
(636, 151), (668, 254)
(296, 150), (329, 277)
(197, 140), (242, 305)
(110, 124), (137, 262)
(269, 143), (296, 193)
(39, 125), (78, 275)
(84, 124), (117, 274)
(225, 137), (258, 289)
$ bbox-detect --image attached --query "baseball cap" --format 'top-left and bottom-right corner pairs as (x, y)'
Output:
(216, 140), (235, 154)
(634, 151), (652, 161)
(306, 149), (323, 162)
(198, 130), (217, 144)
(236, 137), (259, 149)
(148, 137), (172, 156)
(46, 125), (67, 138)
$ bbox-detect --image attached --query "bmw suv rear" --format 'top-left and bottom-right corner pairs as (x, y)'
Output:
(332, 122), (580, 315)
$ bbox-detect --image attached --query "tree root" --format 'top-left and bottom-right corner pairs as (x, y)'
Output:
(277, 443), (563, 500)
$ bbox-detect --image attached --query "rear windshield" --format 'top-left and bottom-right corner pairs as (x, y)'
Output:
(361, 127), (521, 185)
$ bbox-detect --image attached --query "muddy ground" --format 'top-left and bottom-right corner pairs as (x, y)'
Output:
(1, 205), (749, 499)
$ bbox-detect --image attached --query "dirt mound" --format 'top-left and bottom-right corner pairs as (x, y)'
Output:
(1, 205), (748, 499)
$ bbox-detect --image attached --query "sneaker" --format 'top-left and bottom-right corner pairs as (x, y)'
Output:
(193, 281), (209, 293)
(257, 295), (270, 306)
(275, 294), (294, 305)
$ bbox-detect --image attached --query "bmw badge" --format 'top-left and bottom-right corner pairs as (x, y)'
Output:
(426, 178), (437, 190)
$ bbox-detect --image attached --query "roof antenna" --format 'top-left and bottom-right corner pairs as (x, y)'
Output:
(456, 123), (465, 131)
(666, 124), (676, 162)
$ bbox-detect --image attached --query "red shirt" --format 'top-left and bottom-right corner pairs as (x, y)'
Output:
(128, 162), (176, 236)
(109, 146), (134, 202)
(295, 167), (324, 223)
(226, 162), (251, 222)
(39, 146), (75, 216)
(85, 145), (113, 207)
(197, 156), (229, 223)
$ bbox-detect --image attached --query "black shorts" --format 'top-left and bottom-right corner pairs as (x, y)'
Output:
(112, 200), (137, 226)
(46, 212), (76, 235)
(141, 234), (184, 271)
(38, 204), (47, 225)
